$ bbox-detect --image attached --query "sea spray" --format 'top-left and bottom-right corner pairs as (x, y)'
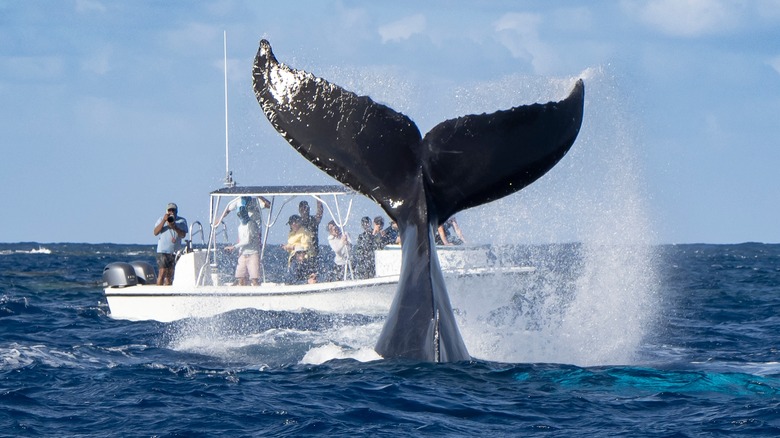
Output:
(165, 309), (384, 366)
(452, 67), (659, 366)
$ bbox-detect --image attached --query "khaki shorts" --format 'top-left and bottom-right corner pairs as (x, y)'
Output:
(235, 253), (261, 280)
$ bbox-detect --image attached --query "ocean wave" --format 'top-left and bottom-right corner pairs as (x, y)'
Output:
(0, 246), (51, 256)
(0, 295), (40, 317)
(0, 343), (83, 370)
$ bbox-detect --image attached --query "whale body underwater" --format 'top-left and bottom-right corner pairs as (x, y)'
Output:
(252, 39), (585, 362)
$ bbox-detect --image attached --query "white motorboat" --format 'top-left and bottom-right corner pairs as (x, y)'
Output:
(102, 185), (533, 322)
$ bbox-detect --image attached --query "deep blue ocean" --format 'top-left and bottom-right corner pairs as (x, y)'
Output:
(1, 242), (779, 436)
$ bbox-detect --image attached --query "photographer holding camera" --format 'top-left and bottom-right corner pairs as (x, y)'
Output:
(153, 202), (188, 285)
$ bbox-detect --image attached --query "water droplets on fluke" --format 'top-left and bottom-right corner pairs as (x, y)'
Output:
(167, 66), (657, 368)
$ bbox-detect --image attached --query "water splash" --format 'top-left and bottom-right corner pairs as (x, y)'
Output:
(451, 67), (660, 366)
(165, 310), (384, 367)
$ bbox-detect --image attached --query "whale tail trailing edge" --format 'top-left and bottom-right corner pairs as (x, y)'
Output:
(421, 80), (584, 221)
(252, 39), (584, 362)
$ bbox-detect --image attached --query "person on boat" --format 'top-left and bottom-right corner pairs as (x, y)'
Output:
(435, 216), (466, 246)
(287, 246), (312, 284)
(353, 216), (377, 279)
(298, 200), (324, 268)
(390, 220), (401, 245)
(224, 207), (262, 286)
(281, 215), (315, 283)
(326, 220), (351, 281)
(372, 216), (397, 249)
(153, 202), (188, 285)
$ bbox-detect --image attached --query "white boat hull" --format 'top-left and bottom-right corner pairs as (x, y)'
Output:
(104, 235), (533, 322)
(103, 265), (534, 322)
(105, 276), (399, 322)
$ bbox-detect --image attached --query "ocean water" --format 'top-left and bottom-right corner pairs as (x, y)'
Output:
(1, 242), (780, 436)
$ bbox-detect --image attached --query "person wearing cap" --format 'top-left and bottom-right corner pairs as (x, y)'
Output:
(353, 216), (377, 279)
(281, 214), (314, 283)
(372, 216), (397, 249)
(153, 202), (188, 285)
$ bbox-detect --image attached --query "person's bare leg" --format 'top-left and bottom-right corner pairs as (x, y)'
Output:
(158, 268), (170, 285)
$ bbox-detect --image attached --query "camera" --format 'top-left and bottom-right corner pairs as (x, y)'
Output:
(167, 216), (174, 223)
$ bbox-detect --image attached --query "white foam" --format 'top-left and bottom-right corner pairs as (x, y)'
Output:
(0, 343), (85, 370)
(300, 343), (381, 364)
(0, 246), (52, 255)
(0, 345), (34, 370)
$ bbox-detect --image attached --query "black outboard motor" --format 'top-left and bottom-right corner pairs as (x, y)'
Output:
(102, 262), (138, 288)
(130, 261), (157, 285)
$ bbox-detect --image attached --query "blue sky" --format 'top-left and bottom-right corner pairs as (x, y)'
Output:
(1, 0), (779, 245)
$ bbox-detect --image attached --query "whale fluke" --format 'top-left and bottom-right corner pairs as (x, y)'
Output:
(252, 39), (584, 362)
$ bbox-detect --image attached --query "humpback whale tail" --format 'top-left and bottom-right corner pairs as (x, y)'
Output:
(252, 39), (584, 362)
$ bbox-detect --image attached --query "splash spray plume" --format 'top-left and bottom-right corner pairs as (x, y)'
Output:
(451, 67), (659, 366)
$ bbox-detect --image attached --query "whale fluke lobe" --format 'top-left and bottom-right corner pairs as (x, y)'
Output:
(252, 39), (584, 362)
(421, 79), (585, 221)
(252, 39), (422, 214)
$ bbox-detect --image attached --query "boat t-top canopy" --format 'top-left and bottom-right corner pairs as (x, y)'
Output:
(210, 185), (351, 198)
(204, 184), (358, 284)
(208, 184), (355, 236)
(208, 184), (355, 230)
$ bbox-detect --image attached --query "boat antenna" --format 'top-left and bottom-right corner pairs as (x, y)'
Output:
(223, 30), (235, 188)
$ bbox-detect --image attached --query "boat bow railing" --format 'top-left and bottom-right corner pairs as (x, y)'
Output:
(188, 221), (205, 249)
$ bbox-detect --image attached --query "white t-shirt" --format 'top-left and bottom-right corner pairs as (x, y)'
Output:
(235, 220), (260, 255)
(328, 233), (351, 266)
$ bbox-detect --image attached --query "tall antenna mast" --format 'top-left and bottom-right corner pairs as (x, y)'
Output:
(223, 30), (234, 187)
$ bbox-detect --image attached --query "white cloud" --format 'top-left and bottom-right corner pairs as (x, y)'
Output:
(324, 2), (373, 51)
(622, 0), (743, 37)
(81, 46), (112, 75)
(213, 57), (244, 84)
(378, 14), (426, 43)
(493, 13), (559, 74)
(338, 4), (370, 29)
(768, 56), (780, 75)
